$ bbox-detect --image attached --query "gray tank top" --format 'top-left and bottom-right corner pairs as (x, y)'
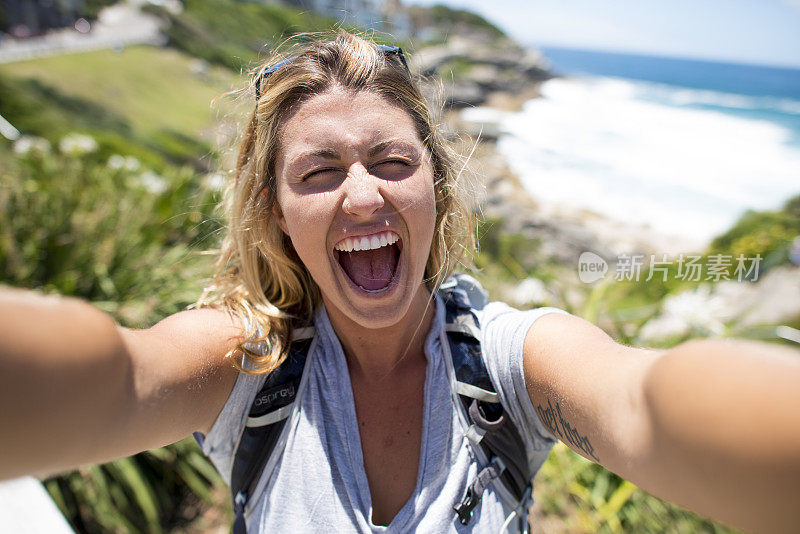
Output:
(198, 294), (568, 532)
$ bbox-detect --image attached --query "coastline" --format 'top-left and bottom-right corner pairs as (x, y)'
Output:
(440, 68), (800, 330)
(446, 92), (707, 266)
(412, 33), (710, 268)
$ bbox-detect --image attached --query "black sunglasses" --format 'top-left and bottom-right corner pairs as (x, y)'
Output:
(253, 45), (410, 100)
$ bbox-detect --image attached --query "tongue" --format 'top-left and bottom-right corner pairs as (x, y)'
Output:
(339, 244), (398, 291)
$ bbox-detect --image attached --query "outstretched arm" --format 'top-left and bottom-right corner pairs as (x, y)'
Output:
(524, 312), (800, 534)
(0, 288), (241, 480)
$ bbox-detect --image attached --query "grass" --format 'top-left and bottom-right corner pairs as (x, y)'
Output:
(0, 46), (242, 145)
(533, 444), (739, 533)
(146, 0), (343, 71)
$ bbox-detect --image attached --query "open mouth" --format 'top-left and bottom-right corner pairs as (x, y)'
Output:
(334, 230), (402, 292)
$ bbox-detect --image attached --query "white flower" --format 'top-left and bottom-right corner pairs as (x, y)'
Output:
(124, 157), (141, 171)
(203, 172), (226, 191)
(107, 155), (141, 171)
(59, 133), (98, 156)
(107, 154), (126, 169)
(139, 171), (168, 195)
(637, 314), (691, 344)
(13, 136), (51, 155)
(662, 285), (729, 335)
(638, 285), (732, 343)
(509, 277), (550, 306)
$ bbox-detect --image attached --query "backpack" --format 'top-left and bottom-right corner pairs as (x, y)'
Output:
(228, 274), (536, 533)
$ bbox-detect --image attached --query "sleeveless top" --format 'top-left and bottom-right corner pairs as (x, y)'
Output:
(197, 293), (569, 532)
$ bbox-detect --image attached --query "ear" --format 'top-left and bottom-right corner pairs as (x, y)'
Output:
(272, 201), (289, 235)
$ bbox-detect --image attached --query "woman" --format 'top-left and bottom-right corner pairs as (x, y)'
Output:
(1, 32), (799, 533)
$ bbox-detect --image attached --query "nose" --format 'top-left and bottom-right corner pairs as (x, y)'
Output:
(341, 162), (384, 218)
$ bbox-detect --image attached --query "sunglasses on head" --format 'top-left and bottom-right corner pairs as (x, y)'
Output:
(253, 44), (410, 100)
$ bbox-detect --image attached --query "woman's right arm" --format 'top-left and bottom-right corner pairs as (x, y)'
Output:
(0, 287), (241, 480)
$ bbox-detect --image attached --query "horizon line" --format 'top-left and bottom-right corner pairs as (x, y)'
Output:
(525, 42), (800, 71)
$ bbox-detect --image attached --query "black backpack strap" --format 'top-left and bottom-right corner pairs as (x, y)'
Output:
(229, 327), (316, 534)
(441, 284), (533, 530)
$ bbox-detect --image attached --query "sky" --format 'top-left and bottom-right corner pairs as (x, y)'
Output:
(407, 0), (800, 68)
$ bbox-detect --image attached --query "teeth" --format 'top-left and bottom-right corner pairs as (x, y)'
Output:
(334, 231), (400, 252)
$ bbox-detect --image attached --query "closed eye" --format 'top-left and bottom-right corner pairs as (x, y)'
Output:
(375, 159), (410, 168)
(371, 159), (413, 173)
(302, 167), (342, 181)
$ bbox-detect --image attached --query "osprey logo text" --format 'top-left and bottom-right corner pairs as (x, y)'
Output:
(253, 383), (296, 409)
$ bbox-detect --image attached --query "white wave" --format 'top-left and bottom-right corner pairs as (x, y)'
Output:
(627, 79), (800, 115)
(463, 76), (800, 243)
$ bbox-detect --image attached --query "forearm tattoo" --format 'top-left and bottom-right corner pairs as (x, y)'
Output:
(536, 399), (599, 462)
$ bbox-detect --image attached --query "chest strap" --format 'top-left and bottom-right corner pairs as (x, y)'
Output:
(228, 282), (533, 533)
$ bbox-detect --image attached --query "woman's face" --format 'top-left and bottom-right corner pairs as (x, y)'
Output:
(273, 88), (437, 330)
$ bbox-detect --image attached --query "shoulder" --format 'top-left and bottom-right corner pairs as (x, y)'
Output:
(521, 309), (639, 383)
(472, 300), (572, 453)
(143, 306), (243, 333)
(121, 307), (244, 357)
(479, 300), (570, 357)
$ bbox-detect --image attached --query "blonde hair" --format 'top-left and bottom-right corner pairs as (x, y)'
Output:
(197, 31), (475, 374)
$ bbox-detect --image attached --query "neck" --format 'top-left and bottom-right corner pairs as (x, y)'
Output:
(324, 287), (436, 382)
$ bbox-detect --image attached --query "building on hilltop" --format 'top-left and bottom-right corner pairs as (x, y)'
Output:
(244, 0), (410, 37)
(281, 0), (385, 31)
(2, 0), (86, 37)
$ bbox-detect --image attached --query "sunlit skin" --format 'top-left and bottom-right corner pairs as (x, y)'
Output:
(272, 87), (437, 377)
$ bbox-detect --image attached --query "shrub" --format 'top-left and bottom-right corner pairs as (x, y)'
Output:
(1, 138), (228, 531)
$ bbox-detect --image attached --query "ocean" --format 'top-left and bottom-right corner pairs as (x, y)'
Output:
(463, 47), (800, 244)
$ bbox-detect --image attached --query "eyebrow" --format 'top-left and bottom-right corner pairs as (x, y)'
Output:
(290, 139), (420, 164)
(368, 139), (408, 158)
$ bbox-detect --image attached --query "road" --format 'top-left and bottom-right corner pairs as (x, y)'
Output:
(0, 1), (166, 64)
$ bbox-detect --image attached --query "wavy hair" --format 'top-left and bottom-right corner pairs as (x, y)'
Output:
(197, 31), (475, 374)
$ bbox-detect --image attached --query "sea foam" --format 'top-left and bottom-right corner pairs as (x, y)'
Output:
(463, 76), (800, 243)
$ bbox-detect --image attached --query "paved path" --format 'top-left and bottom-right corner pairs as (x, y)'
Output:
(0, 477), (74, 533)
(0, 1), (165, 64)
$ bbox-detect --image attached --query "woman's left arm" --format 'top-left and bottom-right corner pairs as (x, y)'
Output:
(524, 312), (800, 534)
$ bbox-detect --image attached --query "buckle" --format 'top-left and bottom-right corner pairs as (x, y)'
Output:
(233, 490), (247, 514)
(453, 485), (479, 525)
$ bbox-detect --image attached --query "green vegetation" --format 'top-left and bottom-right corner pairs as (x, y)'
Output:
(45, 438), (228, 533)
(0, 46), (241, 167)
(428, 4), (507, 40)
(438, 57), (476, 79)
(535, 443), (737, 533)
(1, 134), (226, 531)
(707, 193), (800, 271)
(145, 0), (341, 71)
(1, 141), (221, 326)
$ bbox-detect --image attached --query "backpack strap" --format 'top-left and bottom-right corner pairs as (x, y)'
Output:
(226, 275), (532, 532)
(441, 283), (533, 531)
(229, 327), (316, 534)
